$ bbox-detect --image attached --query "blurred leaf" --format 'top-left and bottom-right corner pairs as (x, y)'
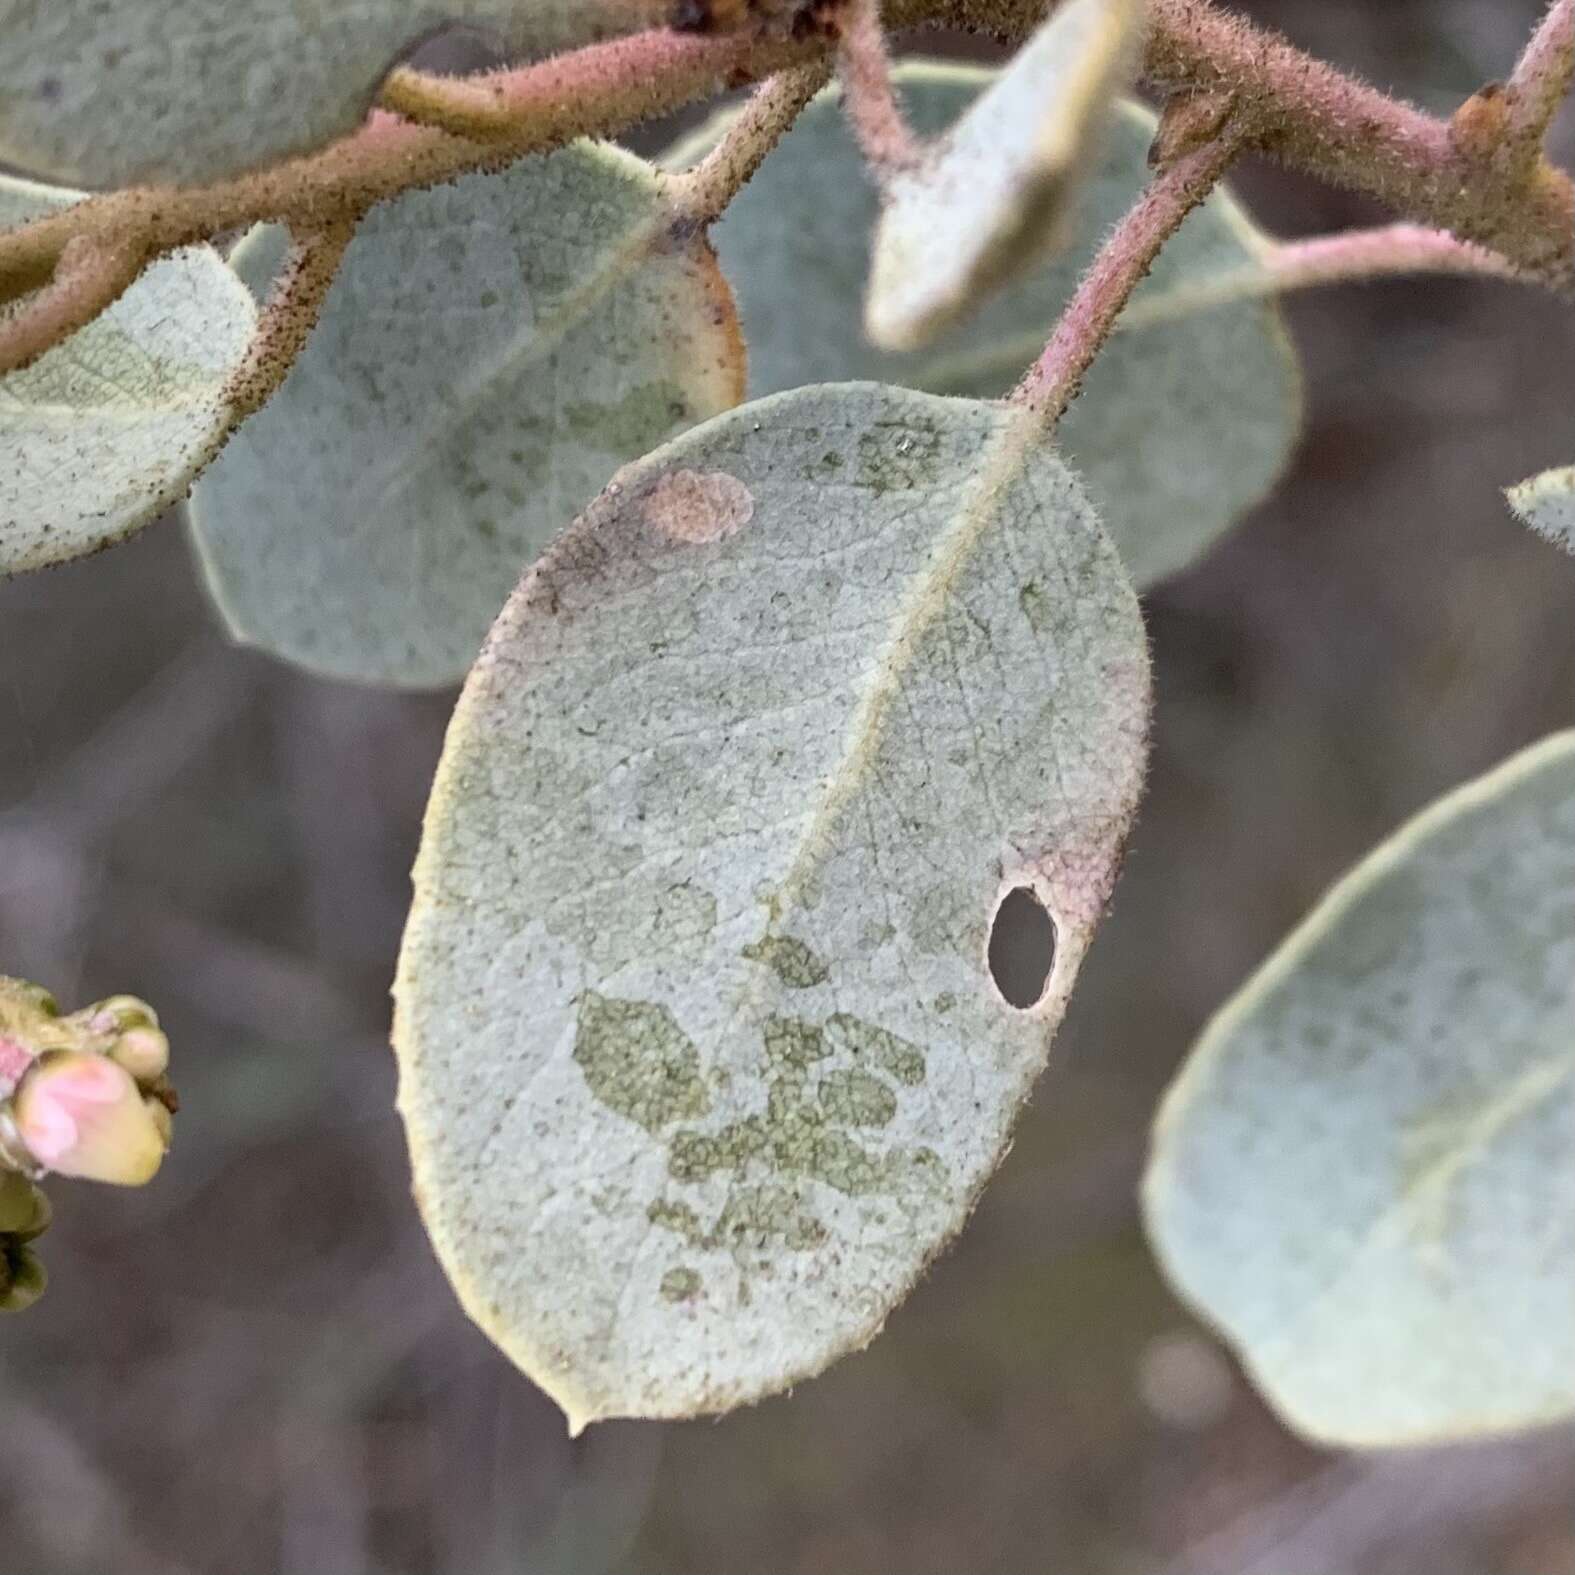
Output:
(672, 69), (1301, 590)
(0, 0), (659, 187)
(0, 176), (256, 577)
(189, 142), (744, 688)
(866, 0), (1142, 351)
(1145, 732), (1575, 1446)
(394, 382), (1150, 1429)
(1506, 464), (1575, 555)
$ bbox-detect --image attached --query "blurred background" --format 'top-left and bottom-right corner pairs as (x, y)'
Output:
(3, 1), (1575, 1570)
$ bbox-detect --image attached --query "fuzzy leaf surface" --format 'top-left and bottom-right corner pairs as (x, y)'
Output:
(395, 382), (1151, 1428)
(0, 176), (256, 577)
(189, 142), (744, 687)
(1145, 732), (1575, 1446)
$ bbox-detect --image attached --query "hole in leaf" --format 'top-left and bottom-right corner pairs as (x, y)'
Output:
(987, 886), (1056, 1010)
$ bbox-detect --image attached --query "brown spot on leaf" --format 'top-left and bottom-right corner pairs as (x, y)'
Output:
(643, 469), (754, 544)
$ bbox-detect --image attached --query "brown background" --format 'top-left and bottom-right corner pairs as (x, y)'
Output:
(2, 1), (1574, 1570)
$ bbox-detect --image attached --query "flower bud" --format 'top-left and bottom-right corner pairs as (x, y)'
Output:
(11, 1051), (168, 1186)
(0, 1171), (50, 1238)
(110, 1026), (170, 1085)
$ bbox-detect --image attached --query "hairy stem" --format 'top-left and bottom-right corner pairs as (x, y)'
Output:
(666, 61), (833, 225)
(224, 218), (357, 424)
(0, 236), (145, 378)
(1508, 0), (1575, 148)
(836, 0), (921, 174)
(1013, 129), (1243, 426)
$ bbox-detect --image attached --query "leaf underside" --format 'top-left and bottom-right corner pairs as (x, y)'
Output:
(671, 69), (1302, 592)
(0, 175), (256, 577)
(188, 141), (744, 688)
(1506, 465), (1575, 555)
(866, 0), (1142, 351)
(0, 0), (653, 187)
(395, 382), (1151, 1429)
(1145, 732), (1575, 1447)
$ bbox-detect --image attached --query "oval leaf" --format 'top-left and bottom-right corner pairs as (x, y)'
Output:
(1145, 732), (1575, 1446)
(188, 142), (744, 687)
(0, 0), (661, 188)
(395, 383), (1151, 1429)
(866, 0), (1143, 351)
(1, 175), (256, 577)
(1506, 465), (1575, 555)
(670, 70), (1301, 591)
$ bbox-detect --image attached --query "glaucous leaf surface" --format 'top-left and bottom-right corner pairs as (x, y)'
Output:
(671, 69), (1301, 591)
(0, 0), (657, 188)
(1145, 732), (1575, 1446)
(1506, 465), (1575, 555)
(866, 0), (1142, 351)
(0, 176), (256, 577)
(188, 142), (744, 688)
(395, 383), (1151, 1429)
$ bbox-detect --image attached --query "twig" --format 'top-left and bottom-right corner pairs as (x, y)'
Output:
(1013, 127), (1245, 427)
(665, 61), (832, 226)
(1508, 0), (1575, 149)
(224, 218), (356, 423)
(1119, 222), (1523, 328)
(836, 0), (921, 176)
(0, 236), (144, 378)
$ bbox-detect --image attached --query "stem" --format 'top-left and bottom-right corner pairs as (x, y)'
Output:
(665, 61), (832, 226)
(1508, 0), (1575, 147)
(1013, 129), (1243, 427)
(1119, 223), (1522, 328)
(224, 218), (356, 423)
(0, 236), (144, 378)
(836, 0), (920, 175)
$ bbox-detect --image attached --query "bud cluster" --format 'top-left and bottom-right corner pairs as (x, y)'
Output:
(0, 978), (177, 1311)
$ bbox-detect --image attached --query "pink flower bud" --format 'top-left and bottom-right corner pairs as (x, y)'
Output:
(11, 1052), (168, 1186)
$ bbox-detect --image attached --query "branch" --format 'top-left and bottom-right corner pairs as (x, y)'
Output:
(0, 236), (144, 378)
(1119, 223), (1523, 328)
(836, 0), (920, 175)
(1508, 0), (1575, 149)
(665, 61), (832, 226)
(1013, 127), (1244, 427)
(2, 0), (1575, 349)
(224, 218), (357, 423)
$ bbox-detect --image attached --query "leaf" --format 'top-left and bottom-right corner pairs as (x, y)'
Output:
(670, 69), (1302, 592)
(865, 0), (1143, 351)
(1506, 465), (1575, 555)
(188, 142), (744, 688)
(394, 382), (1151, 1429)
(0, 175), (256, 577)
(0, 0), (661, 188)
(1144, 732), (1575, 1446)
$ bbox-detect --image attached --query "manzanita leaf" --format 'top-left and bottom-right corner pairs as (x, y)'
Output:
(394, 383), (1151, 1429)
(188, 142), (744, 688)
(1145, 732), (1575, 1446)
(0, 175), (256, 577)
(1506, 465), (1575, 555)
(0, 0), (661, 188)
(865, 0), (1143, 351)
(670, 71), (1301, 591)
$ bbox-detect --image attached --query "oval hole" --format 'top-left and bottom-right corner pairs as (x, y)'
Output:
(987, 887), (1057, 1010)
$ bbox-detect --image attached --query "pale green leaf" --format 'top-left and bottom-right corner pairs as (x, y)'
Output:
(671, 69), (1302, 591)
(866, 0), (1142, 351)
(394, 383), (1151, 1429)
(188, 142), (744, 688)
(1, 175), (257, 577)
(1506, 465), (1575, 555)
(1145, 732), (1575, 1446)
(0, 0), (658, 188)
